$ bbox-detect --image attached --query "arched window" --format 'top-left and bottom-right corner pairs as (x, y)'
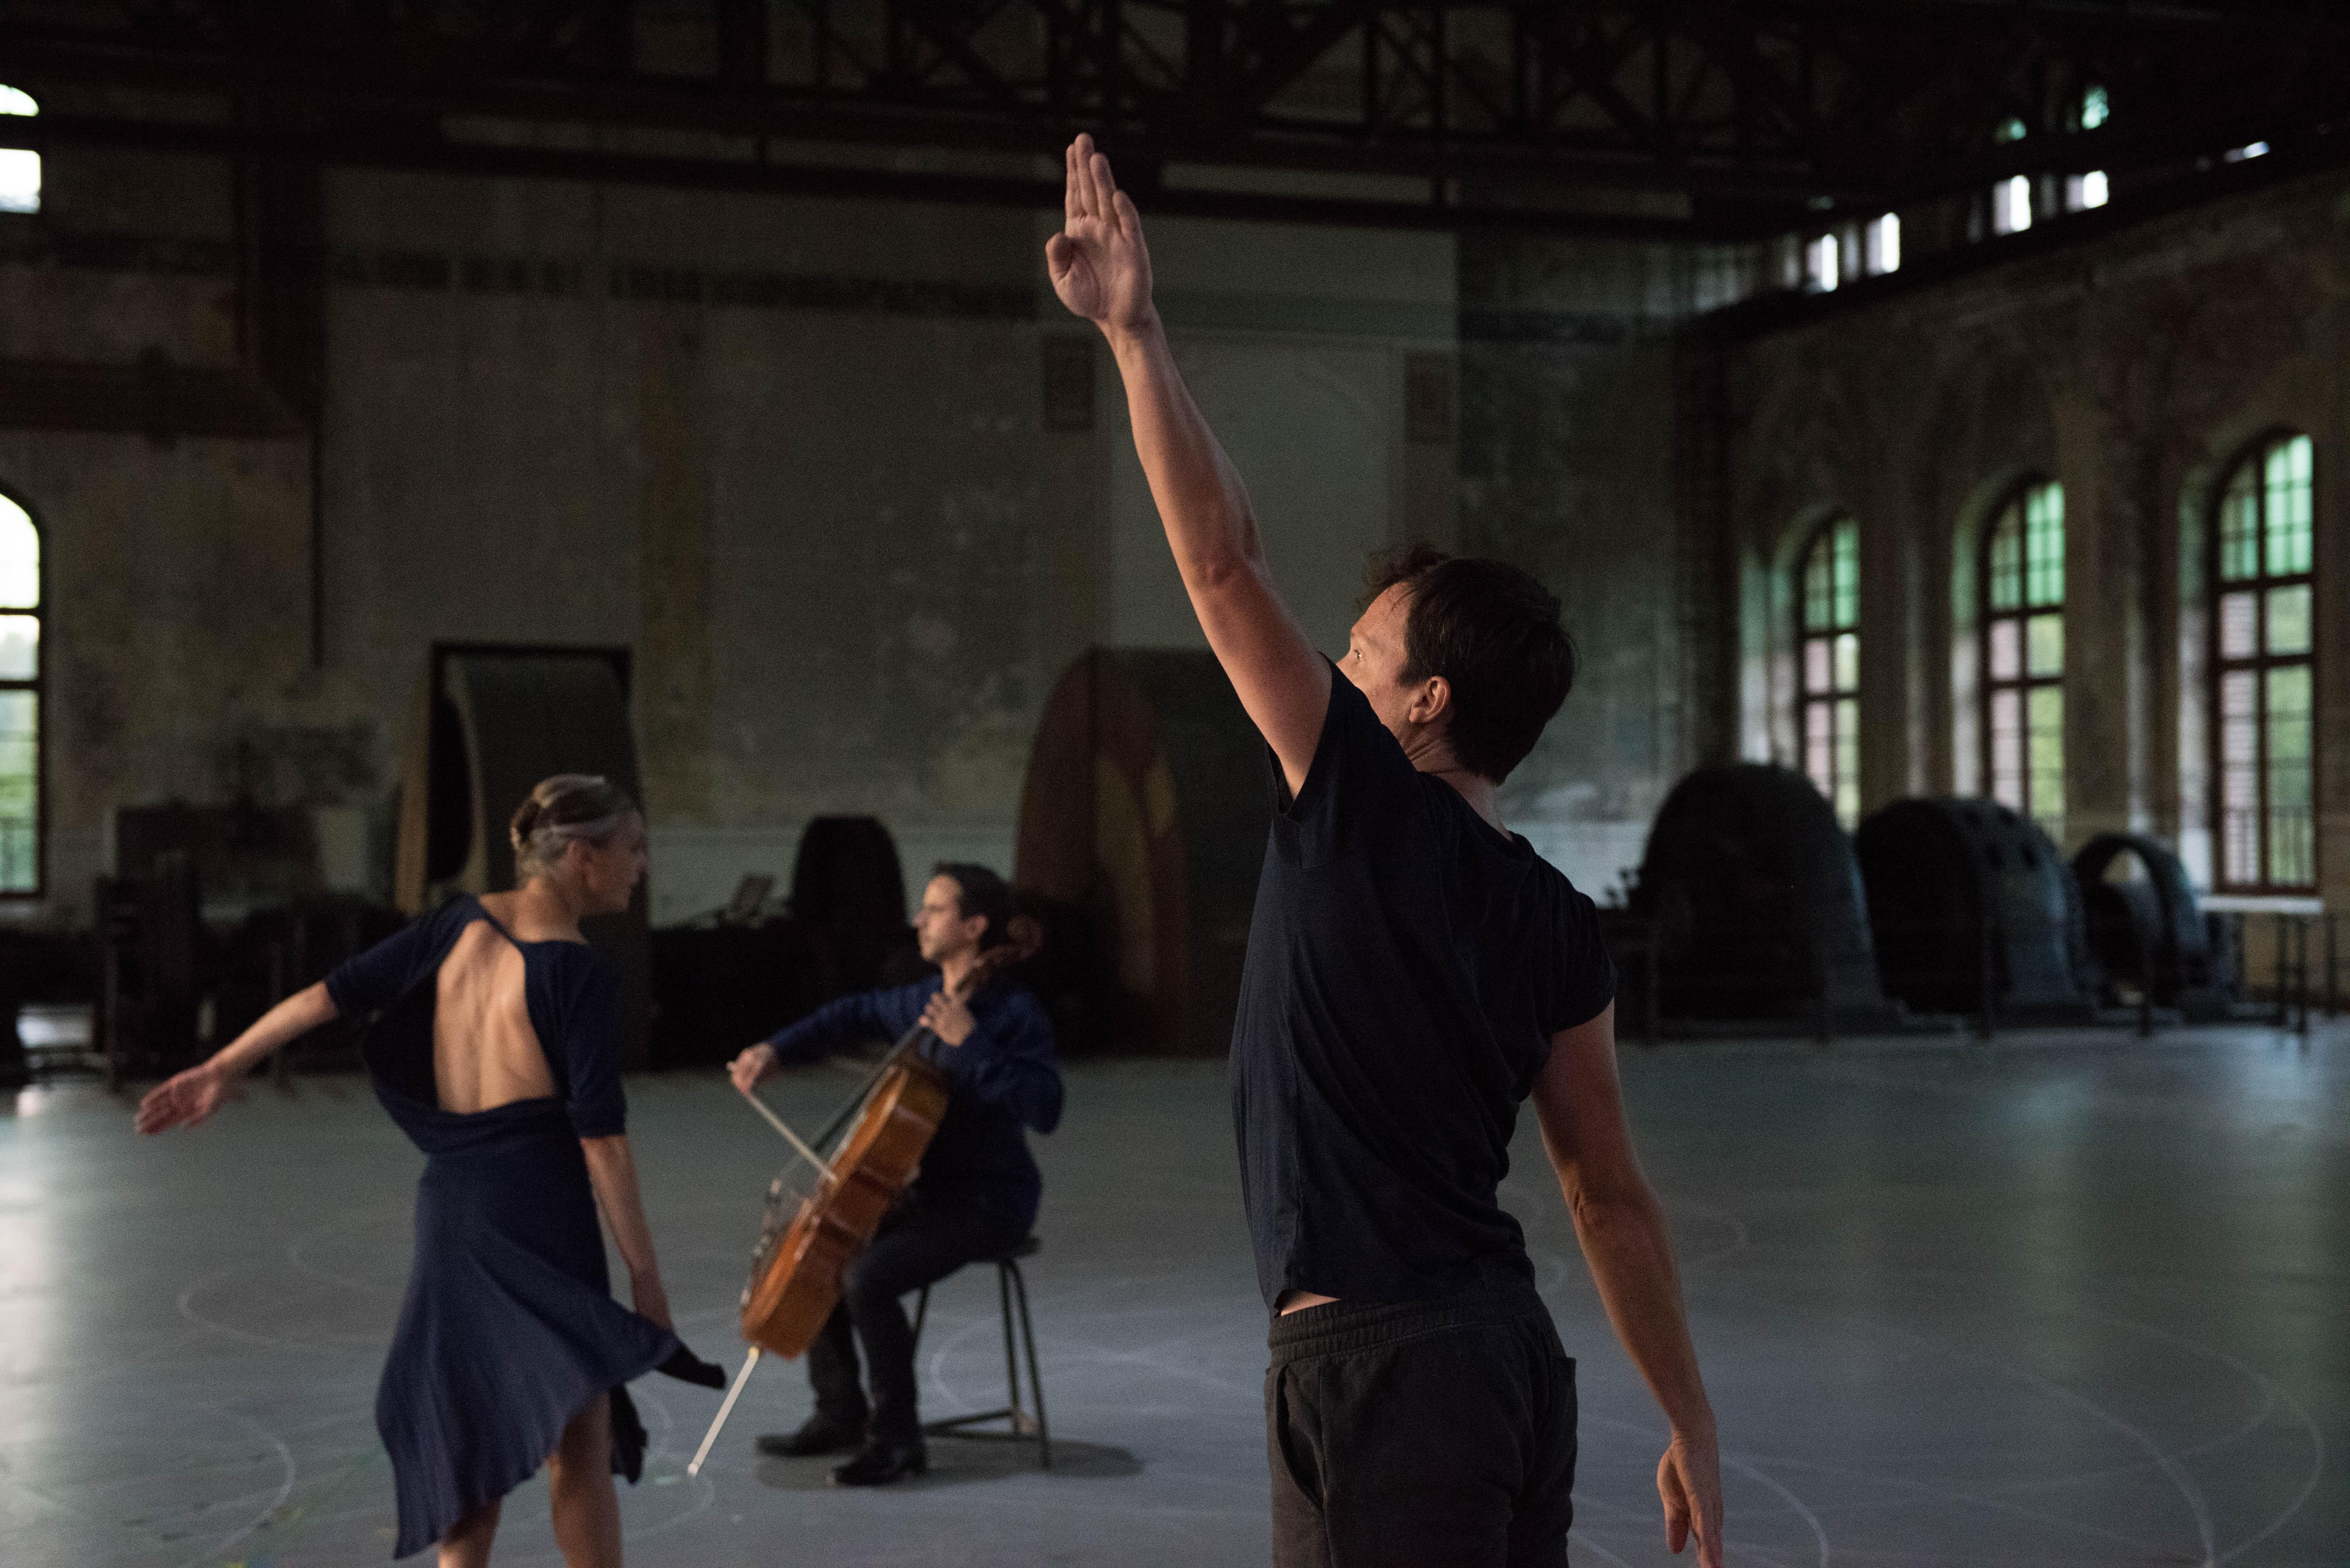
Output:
(1799, 514), (1860, 827)
(1982, 479), (2065, 842)
(2213, 433), (2317, 890)
(0, 492), (40, 895)
(0, 85), (39, 214)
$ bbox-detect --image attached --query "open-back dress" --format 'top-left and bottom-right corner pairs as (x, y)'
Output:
(325, 893), (679, 1559)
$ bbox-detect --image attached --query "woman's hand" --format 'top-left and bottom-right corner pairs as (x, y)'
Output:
(1046, 134), (1156, 336)
(134, 1061), (230, 1135)
(630, 1268), (675, 1332)
(728, 1042), (778, 1095)
(919, 990), (976, 1047)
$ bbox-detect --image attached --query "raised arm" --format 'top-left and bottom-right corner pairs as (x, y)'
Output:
(1531, 1003), (1725, 1568)
(133, 981), (340, 1134)
(1048, 134), (1330, 795)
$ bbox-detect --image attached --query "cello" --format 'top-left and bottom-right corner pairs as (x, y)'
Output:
(687, 916), (1041, 1474)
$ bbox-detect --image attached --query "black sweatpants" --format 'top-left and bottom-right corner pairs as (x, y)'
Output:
(807, 1193), (1029, 1445)
(1266, 1287), (1578, 1568)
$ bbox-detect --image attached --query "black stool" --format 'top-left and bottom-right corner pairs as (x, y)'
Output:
(910, 1234), (1050, 1467)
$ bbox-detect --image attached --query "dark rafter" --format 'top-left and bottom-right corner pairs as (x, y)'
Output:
(0, 1), (2344, 237)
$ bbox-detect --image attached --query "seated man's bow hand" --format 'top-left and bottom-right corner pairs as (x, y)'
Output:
(728, 1043), (777, 1095)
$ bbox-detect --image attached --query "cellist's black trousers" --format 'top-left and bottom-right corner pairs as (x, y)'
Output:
(808, 1191), (1029, 1445)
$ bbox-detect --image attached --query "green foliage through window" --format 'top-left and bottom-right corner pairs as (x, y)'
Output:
(1799, 515), (1861, 828)
(1984, 481), (2065, 843)
(0, 492), (37, 894)
(2215, 434), (2318, 889)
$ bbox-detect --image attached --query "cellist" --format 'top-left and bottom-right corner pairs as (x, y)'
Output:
(727, 862), (1064, 1485)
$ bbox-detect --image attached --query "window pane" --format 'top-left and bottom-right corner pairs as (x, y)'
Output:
(0, 498), (34, 609)
(1803, 530), (1834, 632)
(2218, 462), (2261, 582)
(1988, 617), (2021, 681)
(2027, 686), (2064, 842)
(0, 688), (33, 894)
(2219, 670), (2258, 884)
(1988, 506), (2023, 611)
(1990, 688), (2023, 811)
(1832, 518), (1859, 631)
(2025, 483), (2064, 607)
(1804, 636), (1831, 696)
(1805, 700), (1834, 801)
(2266, 664), (2314, 886)
(1833, 697), (1859, 827)
(0, 614), (33, 680)
(2219, 592), (2258, 659)
(0, 148), (36, 216)
(2266, 584), (2312, 656)
(1833, 631), (1858, 693)
(2025, 613), (2063, 678)
(2265, 434), (2314, 578)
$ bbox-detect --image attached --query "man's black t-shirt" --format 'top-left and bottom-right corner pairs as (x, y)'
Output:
(1230, 663), (1616, 1310)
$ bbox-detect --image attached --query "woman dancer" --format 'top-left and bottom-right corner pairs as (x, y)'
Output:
(137, 774), (719, 1565)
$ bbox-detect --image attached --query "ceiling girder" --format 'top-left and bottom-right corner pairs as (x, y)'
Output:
(0, 1), (2341, 236)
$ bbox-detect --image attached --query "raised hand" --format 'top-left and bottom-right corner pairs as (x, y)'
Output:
(134, 1061), (228, 1135)
(1046, 133), (1155, 334)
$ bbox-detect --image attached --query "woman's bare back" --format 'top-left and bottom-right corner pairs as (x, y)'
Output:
(433, 892), (585, 1114)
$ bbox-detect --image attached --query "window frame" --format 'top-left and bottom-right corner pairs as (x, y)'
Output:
(2209, 432), (2319, 894)
(0, 481), (43, 900)
(1980, 478), (2066, 844)
(1797, 513), (1861, 828)
(0, 82), (39, 216)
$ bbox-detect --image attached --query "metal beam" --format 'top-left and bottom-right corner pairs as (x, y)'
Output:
(8, 110), (1718, 240)
(1, 2), (2344, 234)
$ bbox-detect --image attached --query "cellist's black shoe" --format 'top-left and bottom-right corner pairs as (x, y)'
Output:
(755, 1415), (862, 1458)
(830, 1439), (927, 1486)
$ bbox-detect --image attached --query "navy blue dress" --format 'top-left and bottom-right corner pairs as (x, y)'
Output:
(326, 895), (679, 1559)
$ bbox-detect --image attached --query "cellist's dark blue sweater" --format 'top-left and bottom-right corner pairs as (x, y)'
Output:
(764, 977), (1063, 1228)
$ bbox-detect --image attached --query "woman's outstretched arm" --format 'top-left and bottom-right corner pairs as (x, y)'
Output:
(580, 1134), (673, 1330)
(133, 982), (340, 1134)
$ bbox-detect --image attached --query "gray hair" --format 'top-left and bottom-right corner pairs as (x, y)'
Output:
(510, 774), (638, 879)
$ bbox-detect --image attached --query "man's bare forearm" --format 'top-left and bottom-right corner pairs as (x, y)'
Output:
(1572, 1187), (1716, 1437)
(1104, 319), (1264, 590)
(1102, 317), (1329, 781)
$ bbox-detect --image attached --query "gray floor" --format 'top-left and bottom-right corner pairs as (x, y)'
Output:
(3, 1024), (2345, 1567)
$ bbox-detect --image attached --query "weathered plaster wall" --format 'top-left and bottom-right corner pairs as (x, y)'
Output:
(322, 173), (1047, 919)
(1726, 169), (2350, 912)
(1459, 236), (1754, 899)
(324, 175), (1460, 921)
(0, 434), (315, 918)
(0, 142), (316, 925)
(1, 148), (1470, 929)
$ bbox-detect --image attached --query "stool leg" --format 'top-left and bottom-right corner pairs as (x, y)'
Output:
(998, 1263), (1024, 1435)
(1010, 1259), (1049, 1468)
(913, 1284), (930, 1350)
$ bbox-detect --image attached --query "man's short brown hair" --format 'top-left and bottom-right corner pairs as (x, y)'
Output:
(1362, 544), (1578, 784)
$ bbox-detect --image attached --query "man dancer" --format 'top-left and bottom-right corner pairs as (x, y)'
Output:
(1047, 136), (1725, 1567)
(728, 863), (1062, 1486)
